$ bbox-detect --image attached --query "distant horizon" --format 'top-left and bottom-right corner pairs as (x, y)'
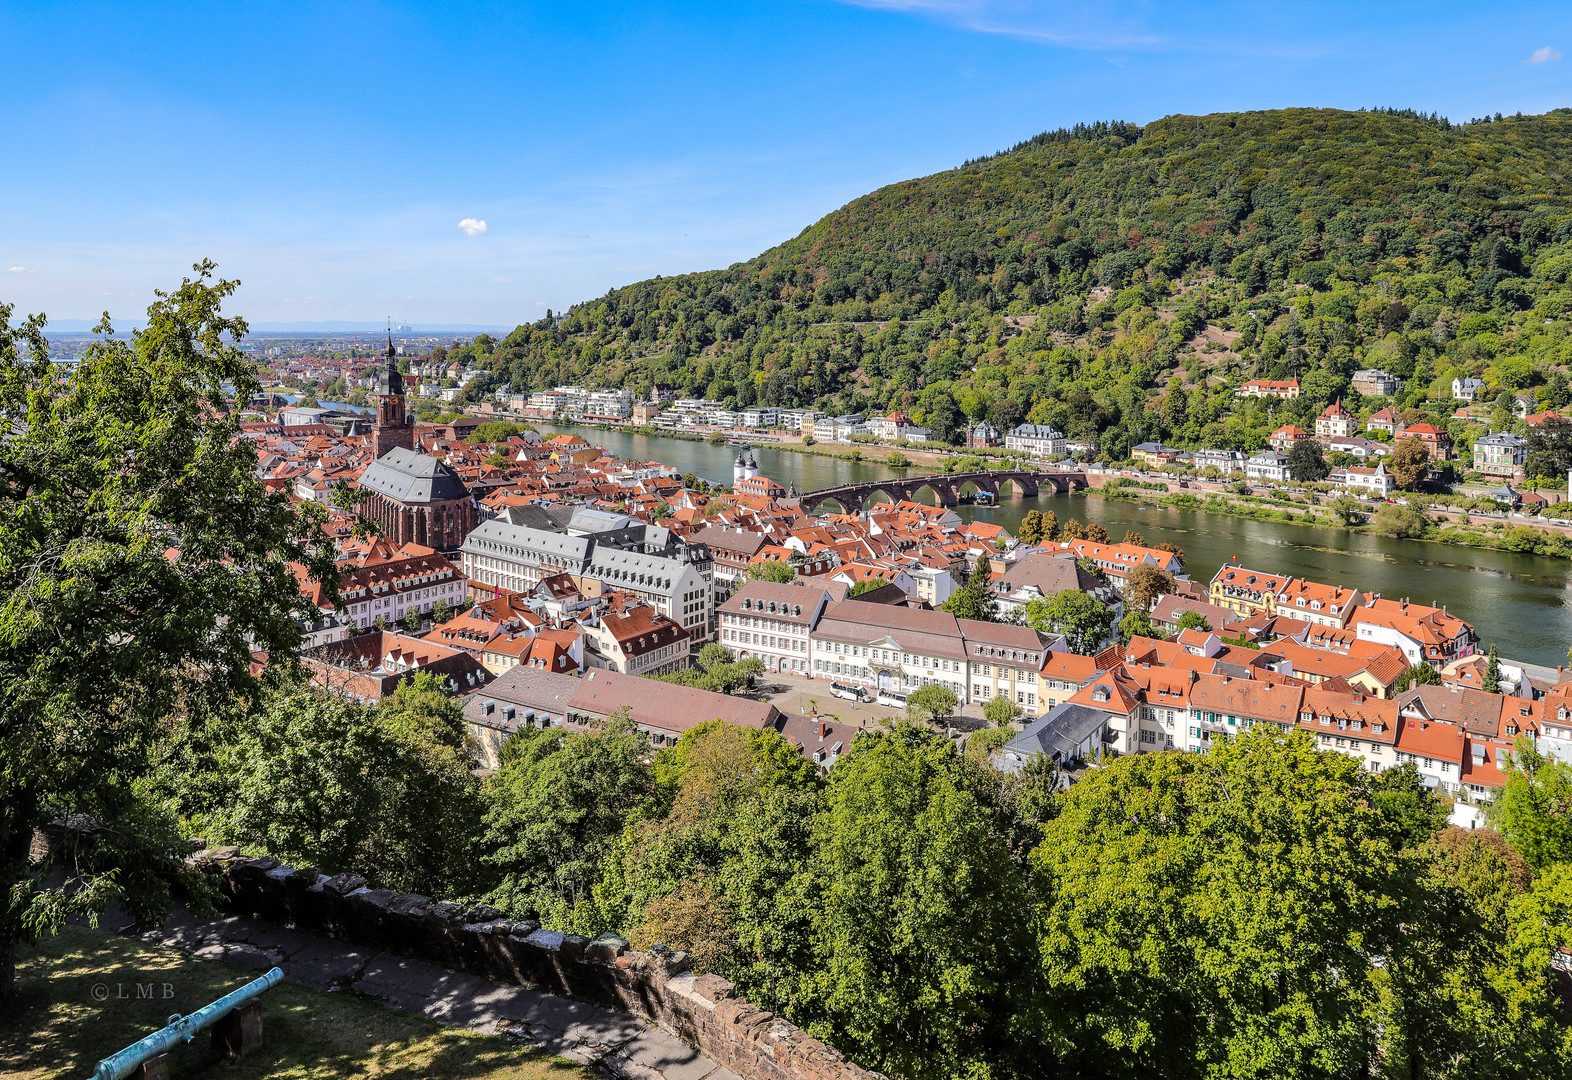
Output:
(5, 1), (1572, 324)
(38, 318), (518, 336)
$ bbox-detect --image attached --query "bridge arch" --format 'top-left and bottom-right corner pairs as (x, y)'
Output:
(806, 493), (859, 516)
(997, 475), (1039, 498)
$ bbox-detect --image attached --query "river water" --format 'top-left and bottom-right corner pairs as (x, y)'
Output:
(539, 423), (1572, 668)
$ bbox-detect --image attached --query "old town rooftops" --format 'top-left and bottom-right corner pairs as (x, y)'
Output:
(1211, 566), (1361, 610)
(719, 580), (826, 624)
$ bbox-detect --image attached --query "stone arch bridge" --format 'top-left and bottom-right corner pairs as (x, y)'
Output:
(798, 469), (1085, 515)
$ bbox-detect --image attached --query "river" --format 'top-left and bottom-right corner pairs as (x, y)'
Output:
(531, 423), (1572, 668)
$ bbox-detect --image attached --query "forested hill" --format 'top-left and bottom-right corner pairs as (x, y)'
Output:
(467, 107), (1572, 454)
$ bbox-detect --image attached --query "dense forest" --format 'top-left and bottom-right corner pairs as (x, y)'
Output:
(462, 107), (1572, 455)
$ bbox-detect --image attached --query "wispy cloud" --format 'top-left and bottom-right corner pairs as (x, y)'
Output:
(458, 217), (489, 236)
(1525, 45), (1562, 64)
(6, 266), (26, 273)
(838, 0), (1161, 50)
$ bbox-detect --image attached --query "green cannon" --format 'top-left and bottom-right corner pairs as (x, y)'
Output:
(89, 966), (283, 1079)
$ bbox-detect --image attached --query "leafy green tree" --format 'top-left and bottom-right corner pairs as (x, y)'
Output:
(747, 560), (795, 583)
(905, 684), (959, 724)
(940, 554), (997, 623)
(1365, 760), (1447, 847)
(1031, 727), (1544, 1080)
(964, 726), (1013, 759)
(1399, 827), (1572, 1076)
(0, 265), (343, 1000)
(585, 720), (820, 960)
(1041, 510), (1060, 541)
(923, 390), (962, 446)
(1395, 663), (1441, 692)
(1483, 643), (1502, 694)
(786, 725), (1037, 1080)
(1328, 494), (1366, 524)
(1286, 437), (1330, 481)
(1525, 415), (1572, 480)
(430, 597), (451, 626)
(983, 694), (1023, 727)
(1175, 609), (1211, 633)
(1025, 590), (1115, 654)
(1124, 563), (1175, 612)
(175, 675), (483, 897)
(1389, 436), (1433, 490)
(1018, 509), (1045, 545)
(483, 716), (655, 926)
(471, 420), (523, 444)
(657, 654), (766, 696)
(1117, 608), (1156, 645)
(848, 578), (886, 597)
(1487, 737), (1572, 869)
(1370, 502), (1431, 538)
(698, 643), (735, 671)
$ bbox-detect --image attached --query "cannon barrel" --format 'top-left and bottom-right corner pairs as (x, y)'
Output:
(89, 966), (283, 1080)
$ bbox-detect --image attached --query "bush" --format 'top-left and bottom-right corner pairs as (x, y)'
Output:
(1369, 503), (1431, 539)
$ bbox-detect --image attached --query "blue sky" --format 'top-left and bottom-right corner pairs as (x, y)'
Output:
(3, 1), (1571, 328)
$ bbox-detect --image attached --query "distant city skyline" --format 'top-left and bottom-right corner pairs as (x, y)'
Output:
(3, 0), (1571, 327)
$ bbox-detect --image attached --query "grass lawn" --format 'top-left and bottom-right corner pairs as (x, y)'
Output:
(0, 925), (597, 1080)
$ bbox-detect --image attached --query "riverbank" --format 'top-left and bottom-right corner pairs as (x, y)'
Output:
(1083, 481), (1572, 561)
(530, 419), (1024, 471)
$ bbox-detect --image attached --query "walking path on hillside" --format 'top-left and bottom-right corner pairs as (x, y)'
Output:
(88, 899), (740, 1080)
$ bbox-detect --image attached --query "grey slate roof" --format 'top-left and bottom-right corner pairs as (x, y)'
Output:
(359, 446), (469, 504)
(997, 703), (1112, 769)
(465, 668), (581, 733)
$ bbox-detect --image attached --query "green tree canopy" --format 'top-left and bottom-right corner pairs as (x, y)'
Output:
(1032, 727), (1563, 1079)
(905, 684), (959, 724)
(940, 554), (998, 623)
(746, 560), (795, 583)
(1286, 437), (1330, 481)
(171, 676), (483, 897)
(786, 725), (1037, 1080)
(983, 694), (1023, 727)
(1487, 736), (1572, 869)
(1025, 590), (1114, 654)
(483, 717), (656, 926)
(0, 265), (343, 999)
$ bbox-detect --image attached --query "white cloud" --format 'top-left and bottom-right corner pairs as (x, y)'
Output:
(458, 217), (489, 236)
(6, 267), (25, 273)
(1526, 46), (1562, 64)
(838, 0), (1161, 50)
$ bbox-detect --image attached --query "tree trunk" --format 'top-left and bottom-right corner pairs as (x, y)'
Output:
(0, 940), (14, 1003)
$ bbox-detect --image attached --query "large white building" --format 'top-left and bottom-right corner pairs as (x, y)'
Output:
(718, 580), (836, 676)
(1004, 424), (1067, 458)
(808, 600), (1058, 709)
(460, 506), (714, 644)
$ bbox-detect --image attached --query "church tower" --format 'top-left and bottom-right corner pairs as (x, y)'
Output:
(371, 331), (415, 458)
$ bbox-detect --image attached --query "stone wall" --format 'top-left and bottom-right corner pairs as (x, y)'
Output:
(194, 848), (883, 1080)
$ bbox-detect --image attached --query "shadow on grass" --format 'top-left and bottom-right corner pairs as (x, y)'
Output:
(0, 926), (593, 1080)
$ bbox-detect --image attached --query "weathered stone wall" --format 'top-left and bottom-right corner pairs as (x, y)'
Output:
(194, 848), (882, 1080)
